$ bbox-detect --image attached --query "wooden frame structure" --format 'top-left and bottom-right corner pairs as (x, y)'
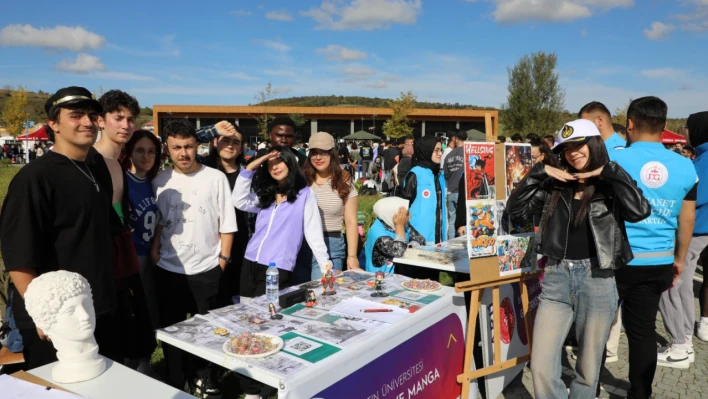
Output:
(455, 142), (541, 398)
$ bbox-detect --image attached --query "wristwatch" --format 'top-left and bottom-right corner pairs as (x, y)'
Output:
(219, 254), (232, 264)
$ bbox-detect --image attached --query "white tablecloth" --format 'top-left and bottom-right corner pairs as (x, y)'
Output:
(156, 271), (476, 398)
(29, 357), (194, 399)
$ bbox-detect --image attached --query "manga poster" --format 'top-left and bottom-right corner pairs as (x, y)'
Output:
(464, 142), (495, 201)
(504, 144), (533, 197)
(466, 199), (497, 258)
(496, 234), (536, 276)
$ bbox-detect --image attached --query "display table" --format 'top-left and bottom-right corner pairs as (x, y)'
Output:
(28, 357), (194, 399)
(394, 240), (540, 399)
(156, 271), (476, 399)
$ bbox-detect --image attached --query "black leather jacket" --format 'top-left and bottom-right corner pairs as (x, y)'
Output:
(507, 162), (651, 270)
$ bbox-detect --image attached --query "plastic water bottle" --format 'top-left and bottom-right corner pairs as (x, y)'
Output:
(266, 262), (279, 303)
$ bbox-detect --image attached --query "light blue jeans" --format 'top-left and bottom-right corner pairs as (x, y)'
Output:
(311, 234), (346, 280)
(446, 192), (459, 240)
(531, 258), (617, 399)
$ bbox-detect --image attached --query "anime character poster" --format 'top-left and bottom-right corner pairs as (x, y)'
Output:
(504, 144), (533, 197)
(496, 234), (536, 276)
(464, 142), (495, 201)
(467, 199), (497, 258)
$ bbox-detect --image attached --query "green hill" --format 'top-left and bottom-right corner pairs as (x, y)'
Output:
(262, 95), (496, 110)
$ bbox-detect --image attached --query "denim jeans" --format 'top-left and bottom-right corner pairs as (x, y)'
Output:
(446, 192), (459, 240)
(531, 258), (617, 399)
(292, 235), (346, 283)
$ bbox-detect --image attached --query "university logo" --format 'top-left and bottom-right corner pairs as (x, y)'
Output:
(640, 162), (669, 189)
(561, 125), (574, 139)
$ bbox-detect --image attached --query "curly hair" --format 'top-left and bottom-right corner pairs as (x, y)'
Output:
(162, 119), (196, 140)
(98, 90), (140, 119)
(24, 271), (93, 332)
(253, 146), (307, 208)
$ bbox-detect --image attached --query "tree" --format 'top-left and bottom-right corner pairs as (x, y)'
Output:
(503, 52), (565, 135)
(383, 91), (416, 139)
(1, 85), (29, 136)
(253, 82), (275, 139)
(289, 113), (307, 128)
(612, 100), (631, 126)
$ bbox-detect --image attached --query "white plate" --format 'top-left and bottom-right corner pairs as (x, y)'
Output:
(222, 334), (284, 359)
(401, 280), (441, 292)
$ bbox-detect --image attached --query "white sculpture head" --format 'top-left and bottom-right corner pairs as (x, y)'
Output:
(25, 270), (96, 340)
(24, 271), (106, 383)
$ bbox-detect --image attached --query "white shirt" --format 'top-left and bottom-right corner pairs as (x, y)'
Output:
(153, 165), (237, 275)
(440, 147), (453, 169)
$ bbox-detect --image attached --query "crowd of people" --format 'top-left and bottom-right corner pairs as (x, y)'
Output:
(0, 85), (706, 399)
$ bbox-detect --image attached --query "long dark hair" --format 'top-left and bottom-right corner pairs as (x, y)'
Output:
(207, 132), (245, 173)
(253, 146), (307, 208)
(530, 138), (559, 167)
(303, 148), (352, 201)
(545, 136), (608, 228)
(119, 130), (162, 180)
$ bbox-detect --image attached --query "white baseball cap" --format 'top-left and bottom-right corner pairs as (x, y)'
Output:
(552, 119), (602, 153)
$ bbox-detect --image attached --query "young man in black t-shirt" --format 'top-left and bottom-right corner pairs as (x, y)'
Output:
(360, 141), (373, 178)
(0, 86), (120, 368)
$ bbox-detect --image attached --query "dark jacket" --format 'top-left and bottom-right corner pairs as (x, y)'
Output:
(506, 162), (651, 270)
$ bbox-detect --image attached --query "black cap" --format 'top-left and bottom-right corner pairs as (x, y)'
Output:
(45, 86), (102, 117)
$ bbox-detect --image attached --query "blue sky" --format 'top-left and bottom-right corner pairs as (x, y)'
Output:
(0, 0), (705, 117)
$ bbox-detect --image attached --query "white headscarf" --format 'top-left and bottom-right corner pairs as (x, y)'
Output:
(373, 197), (409, 230)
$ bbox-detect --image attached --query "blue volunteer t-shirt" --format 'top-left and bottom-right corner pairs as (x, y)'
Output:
(609, 142), (698, 266)
(604, 132), (626, 151)
(126, 171), (159, 256)
(693, 143), (708, 235)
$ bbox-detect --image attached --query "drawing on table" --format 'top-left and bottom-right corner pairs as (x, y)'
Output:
(248, 353), (308, 376)
(285, 336), (323, 356)
(299, 320), (370, 345)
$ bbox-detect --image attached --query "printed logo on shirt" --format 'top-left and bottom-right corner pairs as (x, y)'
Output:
(640, 162), (669, 189)
(422, 189), (431, 198)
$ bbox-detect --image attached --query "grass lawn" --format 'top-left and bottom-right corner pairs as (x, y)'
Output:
(0, 165), (20, 209)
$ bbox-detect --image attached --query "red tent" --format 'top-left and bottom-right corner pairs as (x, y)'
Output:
(17, 125), (49, 141)
(661, 129), (686, 145)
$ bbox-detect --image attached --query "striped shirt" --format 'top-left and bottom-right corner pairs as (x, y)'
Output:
(310, 178), (358, 232)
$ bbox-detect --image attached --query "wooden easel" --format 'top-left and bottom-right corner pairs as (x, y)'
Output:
(455, 140), (541, 398)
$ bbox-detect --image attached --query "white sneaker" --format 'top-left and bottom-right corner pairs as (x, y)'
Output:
(657, 346), (690, 369)
(606, 354), (619, 363)
(687, 347), (695, 363)
(696, 320), (708, 342)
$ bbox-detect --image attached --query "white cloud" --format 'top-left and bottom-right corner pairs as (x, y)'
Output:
(640, 68), (686, 80)
(55, 53), (105, 74)
(342, 66), (376, 76)
(230, 10), (252, 16)
(490, 0), (632, 24)
(364, 80), (388, 88)
(264, 69), (297, 77)
(643, 21), (675, 40)
(316, 44), (367, 62)
(0, 24), (105, 51)
(266, 10), (294, 21)
(673, 7), (708, 32)
(255, 39), (291, 52)
(94, 71), (154, 81)
(220, 71), (259, 81)
(274, 86), (292, 94)
(302, 0), (422, 30)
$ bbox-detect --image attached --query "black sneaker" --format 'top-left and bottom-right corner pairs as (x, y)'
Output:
(188, 375), (223, 399)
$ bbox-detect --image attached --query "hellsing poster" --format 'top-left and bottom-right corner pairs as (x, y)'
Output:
(464, 142), (495, 201)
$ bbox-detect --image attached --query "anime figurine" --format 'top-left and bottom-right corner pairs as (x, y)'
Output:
(305, 289), (317, 307)
(269, 303), (283, 320)
(370, 271), (389, 298)
(321, 263), (336, 296)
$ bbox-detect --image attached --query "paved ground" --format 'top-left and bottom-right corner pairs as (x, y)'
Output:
(497, 273), (707, 399)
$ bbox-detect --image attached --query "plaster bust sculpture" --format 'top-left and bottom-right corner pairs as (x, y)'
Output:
(24, 270), (106, 383)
